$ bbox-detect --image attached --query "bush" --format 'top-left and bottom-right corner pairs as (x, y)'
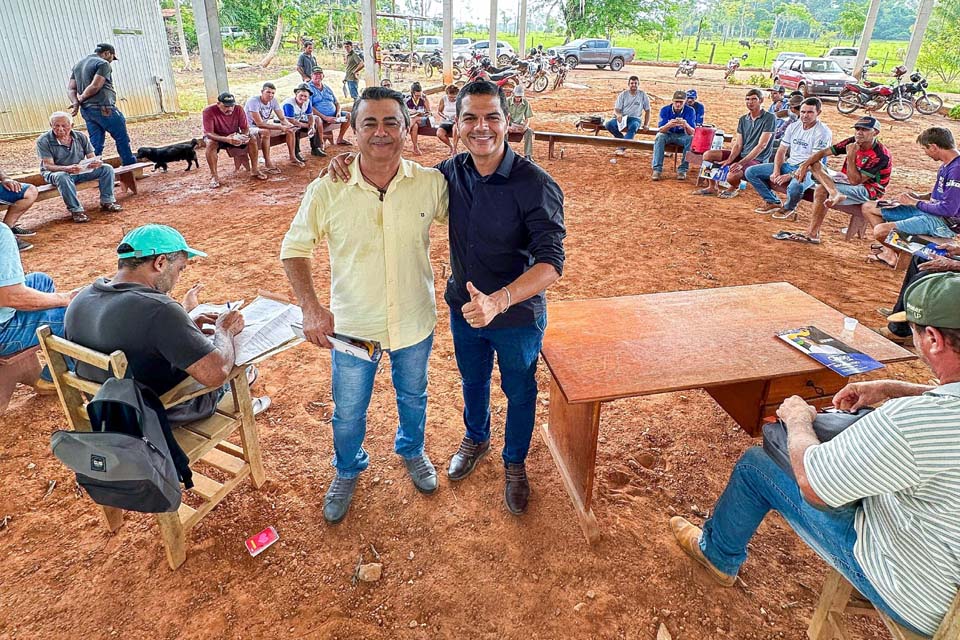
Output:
(749, 74), (773, 88)
(950, 104), (960, 120)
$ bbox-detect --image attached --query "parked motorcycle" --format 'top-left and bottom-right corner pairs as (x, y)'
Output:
(901, 71), (943, 115)
(724, 54), (747, 80)
(837, 80), (914, 121)
(675, 58), (697, 78)
(466, 57), (518, 89)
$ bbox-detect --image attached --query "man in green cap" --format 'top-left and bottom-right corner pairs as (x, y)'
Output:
(670, 272), (960, 638)
(65, 224), (270, 420)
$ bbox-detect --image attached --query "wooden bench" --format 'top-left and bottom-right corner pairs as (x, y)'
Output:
(533, 131), (656, 160)
(809, 567), (960, 640)
(769, 182), (868, 241)
(37, 326), (266, 570)
(1, 158), (153, 211)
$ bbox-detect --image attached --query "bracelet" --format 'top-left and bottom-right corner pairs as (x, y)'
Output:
(499, 287), (512, 315)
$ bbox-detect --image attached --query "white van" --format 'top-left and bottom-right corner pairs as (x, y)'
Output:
(414, 36), (441, 53)
(825, 47), (859, 74)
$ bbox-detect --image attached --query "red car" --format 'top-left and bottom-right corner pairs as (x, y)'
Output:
(773, 57), (856, 97)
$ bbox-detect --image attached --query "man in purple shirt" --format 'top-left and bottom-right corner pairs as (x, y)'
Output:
(865, 127), (960, 268)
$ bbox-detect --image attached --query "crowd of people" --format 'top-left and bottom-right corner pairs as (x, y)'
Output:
(1, 42), (959, 636)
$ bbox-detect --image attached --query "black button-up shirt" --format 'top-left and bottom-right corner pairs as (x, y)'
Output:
(437, 145), (566, 329)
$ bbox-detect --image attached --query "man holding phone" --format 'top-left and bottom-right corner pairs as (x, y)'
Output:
(652, 90), (696, 181)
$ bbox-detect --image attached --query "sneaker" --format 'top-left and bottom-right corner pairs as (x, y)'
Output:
(754, 204), (783, 215)
(323, 474), (359, 524)
(670, 516), (736, 586)
(294, 152), (306, 163)
(651, 171), (661, 181)
(9, 225), (35, 237)
(677, 172), (687, 181)
(99, 202), (123, 213)
(403, 453), (438, 494)
(16, 237), (33, 252)
(311, 148), (327, 157)
(614, 147), (626, 157)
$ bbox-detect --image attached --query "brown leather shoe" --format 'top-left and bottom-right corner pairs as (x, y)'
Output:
(447, 436), (490, 481)
(878, 326), (913, 347)
(504, 463), (530, 515)
(670, 516), (736, 586)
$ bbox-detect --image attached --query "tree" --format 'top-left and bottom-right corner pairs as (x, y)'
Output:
(917, 0), (960, 83)
(836, 1), (867, 46)
(556, 0), (683, 41)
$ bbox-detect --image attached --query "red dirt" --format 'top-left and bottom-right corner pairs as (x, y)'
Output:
(0, 64), (948, 640)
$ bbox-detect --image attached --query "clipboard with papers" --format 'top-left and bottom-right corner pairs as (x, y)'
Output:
(290, 324), (382, 363)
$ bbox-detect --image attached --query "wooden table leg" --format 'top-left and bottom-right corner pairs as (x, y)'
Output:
(540, 375), (601, 543)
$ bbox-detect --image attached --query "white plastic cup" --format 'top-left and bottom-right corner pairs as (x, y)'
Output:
(843, 317), (859, 332)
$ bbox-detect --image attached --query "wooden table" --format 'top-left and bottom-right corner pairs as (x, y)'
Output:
(539, 282), (916, 543)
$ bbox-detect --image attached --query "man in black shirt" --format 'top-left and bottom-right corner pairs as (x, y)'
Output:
(66, 224), (270, 421)
(325, 81), (566, 514)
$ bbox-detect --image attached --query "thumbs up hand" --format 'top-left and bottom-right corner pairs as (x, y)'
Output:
(461, 281), (507, 329)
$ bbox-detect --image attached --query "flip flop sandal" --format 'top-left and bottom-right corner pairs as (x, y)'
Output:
(718, 190), (740, 199)
(692, 188), (716, 196)
(245, 365), (259, 386)
(771, 209), (798, 221)
(866, 254), (897, 269)
(265, 167), (282, 174)
(209, 179), (221, 189)
(252, 396), (272, 416)
(253, 172), (269, 180)
(71, 211), (90, 223)
(772, 231), (820, 244)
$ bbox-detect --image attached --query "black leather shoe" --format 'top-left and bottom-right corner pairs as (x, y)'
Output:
(504, 463), (530, 515)
(447, 436), (490, 481)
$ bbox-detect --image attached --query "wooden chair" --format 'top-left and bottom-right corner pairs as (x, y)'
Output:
(0, 346), (43, 413)
(36, 325), (265, 570)
(808, 568), (960, 640)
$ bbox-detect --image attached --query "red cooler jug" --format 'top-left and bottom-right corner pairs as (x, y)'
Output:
(692, 126), (715, 154)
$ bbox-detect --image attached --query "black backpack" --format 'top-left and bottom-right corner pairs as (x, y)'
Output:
(51, 378), (193, 513)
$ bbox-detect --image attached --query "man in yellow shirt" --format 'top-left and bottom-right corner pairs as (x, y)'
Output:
(281, 87), (449, 524)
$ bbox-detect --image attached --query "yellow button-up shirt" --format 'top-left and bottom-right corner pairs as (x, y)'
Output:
(280, 158), (449, 351)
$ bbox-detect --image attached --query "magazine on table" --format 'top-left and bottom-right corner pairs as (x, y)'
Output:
(776, 326), (883, 377)
(884, 230), (951, 261)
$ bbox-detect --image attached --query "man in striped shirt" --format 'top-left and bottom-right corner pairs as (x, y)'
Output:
(671, 273), (960, 637)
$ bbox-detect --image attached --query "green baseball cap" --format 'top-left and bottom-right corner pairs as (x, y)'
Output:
(116, 224), (207, 259)
(887, 272), (960, 328)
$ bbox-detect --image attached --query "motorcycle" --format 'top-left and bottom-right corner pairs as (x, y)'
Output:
(675, 58), (697, 78)
(422, 49), (443, 79)
(465, 57), (518, 89)
(724, 54), (747, 80)
(901, 71), (943, 115)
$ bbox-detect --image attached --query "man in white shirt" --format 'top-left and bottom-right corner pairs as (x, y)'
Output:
(670, 272), (960, 639)
(604, 76), (651, 156)
(244, 82), (299, 171)
(745, 97), (832, 218)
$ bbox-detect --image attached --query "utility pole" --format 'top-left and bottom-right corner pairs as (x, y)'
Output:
(360, 0), (378, 89)
(903, 0), (936, 72)
(518, 0), (528, 55)
(174, 0), (191, 70)
(489, 0), (498, 59)
(191, 0), (228, 103)
(442, 0), (453, 84)
(852, 0), (881, 79)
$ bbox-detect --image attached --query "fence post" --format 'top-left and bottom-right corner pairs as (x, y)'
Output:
(881, 51), (889, 72)
(657, 40), (661, 62)
(709, 42), (716, 64)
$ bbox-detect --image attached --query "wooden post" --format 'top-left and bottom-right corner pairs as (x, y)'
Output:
(442, 0), (453, 84)
(852, 0), (881, 78)
(360, 0), (378, 88)
(190, 0), (229, 103)
(489, 0), (498, 61)
(518, 0), (528, 57)
(174, 0), (191, 70)
(709, 42), (716, 65)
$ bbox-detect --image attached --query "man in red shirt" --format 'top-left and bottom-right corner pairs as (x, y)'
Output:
(775, 116), (892, 245)
(201, 92), (267, 188)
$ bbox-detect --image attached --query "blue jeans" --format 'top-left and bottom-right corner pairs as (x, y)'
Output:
(0, 273), (66, 381)
(330, 332), (433, 478)
(652, 132), (692, 172)
(45, 166), (116, 213)
(881, 205), (957, 238)
(345, 80), (359, 100)
(605, 116), (641, 140)
(701, 447), (925, 636)
(744, 161), (813, 210)
(79, 105), (136, 165)
(449, 309), (546, 465)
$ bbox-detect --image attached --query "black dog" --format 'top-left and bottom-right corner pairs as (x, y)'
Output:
(136, 139), (200, 172)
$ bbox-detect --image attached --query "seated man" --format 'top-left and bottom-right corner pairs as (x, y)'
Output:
(0, 222), (74, 389)
(380, 78), (393, 89)
(778, 116), (892, 245)
(506, 84), (535, 160)
(865, 126), (959, 268)
(671, 272), (960, 639)
(694, 88), (775, 198)
(202, 91), (266, 188)
(652, 90), (696, 181)
(245, 82), (300, 169)
(770, 94), (802, 153)
(685, 89), (705, 127)
(435, 84), (460, 156)
(306, 68), (350, 148)
(0, 168), (39, 252)
(766, 84), (787, 114)
(605, 75), (651, 156)
(282, 84), (323, 160)
(745, 97), (831, 219)
(405, 82), (431, 155)
(65, 224), (269, 422)
(880, 241), (960, 345)
(37, 112), (122, 223)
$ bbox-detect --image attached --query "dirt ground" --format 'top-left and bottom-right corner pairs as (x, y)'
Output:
(0, 64), (952, 640)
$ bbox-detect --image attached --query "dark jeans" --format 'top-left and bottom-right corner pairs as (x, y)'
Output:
(888, 255), (930, 337)
(449, 309), (546, 465)
(701, 447), (926, 636)
(80, 105), (136, 165)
